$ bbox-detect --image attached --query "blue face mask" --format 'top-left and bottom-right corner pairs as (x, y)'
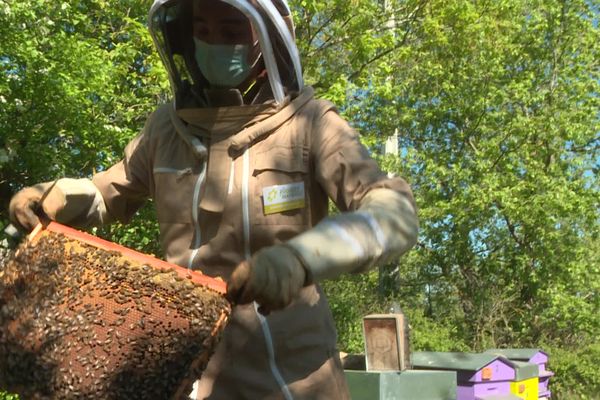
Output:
(193, 38), (254, 88)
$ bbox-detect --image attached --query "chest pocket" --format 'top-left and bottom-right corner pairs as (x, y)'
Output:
(153, 167), (198, 223)
(252, 144), (309, 226)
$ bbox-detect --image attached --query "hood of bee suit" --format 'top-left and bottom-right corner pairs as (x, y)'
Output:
(148, 0), (303, 109)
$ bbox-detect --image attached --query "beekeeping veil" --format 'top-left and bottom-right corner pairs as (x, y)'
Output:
(148, 0), (303, 108)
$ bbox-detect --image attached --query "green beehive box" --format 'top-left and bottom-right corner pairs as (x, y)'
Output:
(345, 370), (457, 400)
(511, 361), (538, 381)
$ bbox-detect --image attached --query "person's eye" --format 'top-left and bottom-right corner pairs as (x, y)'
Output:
(194, 24), (210, 40)
(222, 28), (247, 43)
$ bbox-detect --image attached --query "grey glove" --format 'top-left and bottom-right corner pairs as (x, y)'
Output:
(226, 244), (309, 314)
(8, 182), (60, 232)
(9, 178), (108, 231)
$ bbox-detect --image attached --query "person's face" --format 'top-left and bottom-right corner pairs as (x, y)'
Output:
(193, 0), (256, 45)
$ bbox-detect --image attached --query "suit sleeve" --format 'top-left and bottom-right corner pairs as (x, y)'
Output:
(42, 111), (157, 229)
(285, 104), (419, 281)
(91, 116), (156, 225)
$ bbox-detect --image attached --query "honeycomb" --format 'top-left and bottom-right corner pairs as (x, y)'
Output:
(0, 224), (230, 399)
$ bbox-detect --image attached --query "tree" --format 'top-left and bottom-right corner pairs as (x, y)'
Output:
(0, 0), (166, 252)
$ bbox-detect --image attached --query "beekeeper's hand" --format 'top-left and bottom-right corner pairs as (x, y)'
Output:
(227, 244), (310, 314)
(9, 182), (64, 232)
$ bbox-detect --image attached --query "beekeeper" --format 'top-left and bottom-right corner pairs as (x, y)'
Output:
(9, 0), (419, 398)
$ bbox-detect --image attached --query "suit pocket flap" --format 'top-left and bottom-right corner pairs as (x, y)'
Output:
(254, 145), (308, 174)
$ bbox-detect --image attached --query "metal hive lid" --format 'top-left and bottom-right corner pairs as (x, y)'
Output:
(412, 351), (510, 372)
(484, 348), (548, 361)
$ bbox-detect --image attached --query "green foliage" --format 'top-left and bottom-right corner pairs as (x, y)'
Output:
(545, 343), (600, 399)
(322, 270), (469, 354)
(322, 271), (382, 353)
(94, 201), (163, 257)
(406, 308), (469, 353)
(0, 0), (167, 251)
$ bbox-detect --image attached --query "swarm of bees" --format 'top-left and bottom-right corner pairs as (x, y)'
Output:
(0, 230), (230, 399)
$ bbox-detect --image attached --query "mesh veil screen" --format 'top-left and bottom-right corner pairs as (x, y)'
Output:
(0, 223), (230, 399)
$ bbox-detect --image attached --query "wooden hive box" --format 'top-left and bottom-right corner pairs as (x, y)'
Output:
(485, 349), (553, 399)
(412, 352), (518, 400)
(363, 313), (411, 372)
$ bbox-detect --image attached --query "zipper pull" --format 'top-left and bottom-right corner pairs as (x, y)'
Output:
(176, 168), (193, 182)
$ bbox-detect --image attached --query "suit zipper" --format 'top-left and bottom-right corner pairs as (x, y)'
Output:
(188, 161), (207, 269)
(241, 147), (293, 400)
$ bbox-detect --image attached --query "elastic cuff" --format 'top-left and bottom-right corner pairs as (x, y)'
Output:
(280, 243), (314, 286)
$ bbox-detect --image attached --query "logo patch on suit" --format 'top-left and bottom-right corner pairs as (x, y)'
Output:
(262, 182), (305, 215)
